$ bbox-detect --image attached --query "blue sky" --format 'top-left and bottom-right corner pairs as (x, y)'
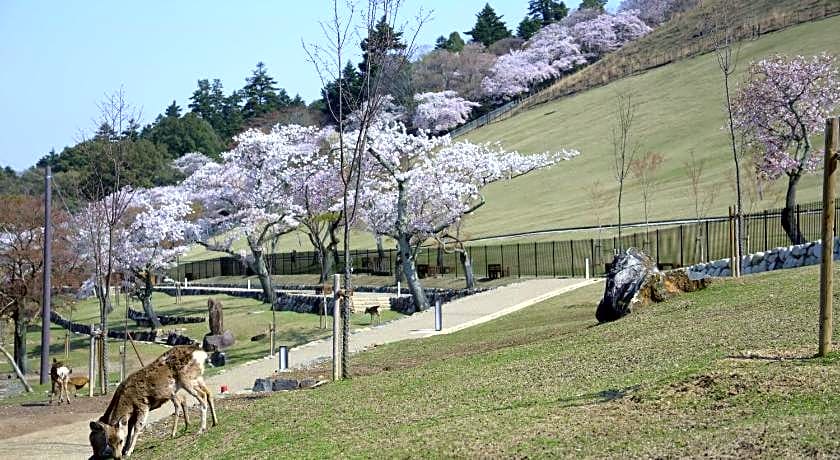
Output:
(0, 0), (619, 171)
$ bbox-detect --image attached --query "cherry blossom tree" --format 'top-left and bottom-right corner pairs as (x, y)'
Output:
(113, 186), (197, 330)
(360, 122), (578, 306)
(412, 91), (480, 133)
(483, 25), (586, 100)
(733, 53), (840, 244)
(184, 125), (326, 304)
(619, 0), (673, 25)
(172, 152), (214, 177)
(570, 10), (651, 60)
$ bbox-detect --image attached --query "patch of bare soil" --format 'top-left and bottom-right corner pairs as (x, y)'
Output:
(0, 394), (111, 440)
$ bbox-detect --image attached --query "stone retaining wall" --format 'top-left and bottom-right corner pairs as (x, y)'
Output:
(389, 288), (492, 315)
(127, 307), (205, 325)
(688, 238), (840, 278)
(49, 311), (197, 345)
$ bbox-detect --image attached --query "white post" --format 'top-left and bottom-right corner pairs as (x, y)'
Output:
(397, 281), (401, 296)
(119, 345), (125, 383)
(434, 299), (442, 332)
(332, 274), (342, 381)
(88, 325), (95, 397)
(585, 258), (591, 280)
(278, 346), (289, 371)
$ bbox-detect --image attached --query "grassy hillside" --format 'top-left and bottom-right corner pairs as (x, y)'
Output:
(136, 266), (840, 458)
(460, 15), (840, 240)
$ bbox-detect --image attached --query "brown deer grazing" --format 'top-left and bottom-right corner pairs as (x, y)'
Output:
(68, 375), (90, 397)
(89, 345), (218, 459)
(364, 305), (382, 326)
(49, 358), (71, 405)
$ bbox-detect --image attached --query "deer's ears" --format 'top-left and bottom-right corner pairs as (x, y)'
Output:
(90, 421), (104, 432)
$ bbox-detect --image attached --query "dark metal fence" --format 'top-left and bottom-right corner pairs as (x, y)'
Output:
(170, 201), (831, 281)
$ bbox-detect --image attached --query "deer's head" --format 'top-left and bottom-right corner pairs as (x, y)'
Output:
(88, 417), (128, 459)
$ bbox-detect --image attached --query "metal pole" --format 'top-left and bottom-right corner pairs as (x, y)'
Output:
(819, 117), (838, 357)
(89, 325), (95, 397)
(585, 258), (590, 280)
(434, 299), (442, 332)
(331, 274), (341, 381)
(40, 165), (52, 385)
(278, 345), (289, 371)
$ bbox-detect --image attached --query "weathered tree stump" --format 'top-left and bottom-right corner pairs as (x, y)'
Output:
(208, 298), (224, 336)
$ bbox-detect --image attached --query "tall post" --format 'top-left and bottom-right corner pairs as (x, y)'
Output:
(331, 274), (342, 381)
(89, 325), (95, 397)
(818, 117), (838, 357)
(40, 165), (52, 385)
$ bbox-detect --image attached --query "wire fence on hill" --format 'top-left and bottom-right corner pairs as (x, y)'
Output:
(171, 201), (830, 282)
(450, 2), (840, 139)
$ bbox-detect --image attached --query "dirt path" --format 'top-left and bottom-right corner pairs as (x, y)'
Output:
(0, 278), (596, 459)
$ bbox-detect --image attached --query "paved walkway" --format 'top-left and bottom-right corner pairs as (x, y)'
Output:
(0, 278), (597, 459)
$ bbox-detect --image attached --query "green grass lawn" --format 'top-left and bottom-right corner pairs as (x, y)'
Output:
(137, 266), (839, 458)
(0, 292), (404, 398)
(460, 14), (840, 240)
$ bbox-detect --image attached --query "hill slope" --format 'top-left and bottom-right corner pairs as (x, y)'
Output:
(460, 15), (840, 240)
(136, 265), (840, 458)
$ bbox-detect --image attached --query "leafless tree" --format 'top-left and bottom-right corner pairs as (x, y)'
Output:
(630, 151), (664, 252)
(72, 88), (139, 394)
(304, 0), (425, 379)
(713, 7), (745, 271)
(684, 150), (720, 261)
(611, 93), (640, 249)
(587, 180), (613, 266)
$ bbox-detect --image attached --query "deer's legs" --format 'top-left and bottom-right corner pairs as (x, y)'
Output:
(123, 408), (148, 458)
(196, 379), (217, 427)
(61, 380), (71, 404)
(181, 382), (209, 433)
(170, 395), (185, 438)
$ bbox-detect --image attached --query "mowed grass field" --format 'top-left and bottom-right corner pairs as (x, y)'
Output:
(0, 291), (403, 404)
(460, 15), (840, 240)
(136, 266), (839, 458)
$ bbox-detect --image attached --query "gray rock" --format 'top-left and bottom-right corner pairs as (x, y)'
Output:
(721, 269), (731, 277)
(299, 378), (319, 389)
(742, 265), (753, 275)
(805, 255), (819, 266)
(253, 378), (272, 392)
(783, 256), (799, 269)
(791, 245), (807, 257)
(272, 378), (299, 391)
(713, 259), (729, 269)
(203, 330), (236, 352)
(596, 249), (658, 323)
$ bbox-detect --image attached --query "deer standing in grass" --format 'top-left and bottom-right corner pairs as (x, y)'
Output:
(88, 345), (217, 459)
(49, 359), (71, 405)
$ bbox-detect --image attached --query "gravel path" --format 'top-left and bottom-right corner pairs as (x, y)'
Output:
(0, 278), (596, 459)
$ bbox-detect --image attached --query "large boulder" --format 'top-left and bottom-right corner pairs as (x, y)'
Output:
(596, 248), (657, 323)
(596, 248), (709, 323)
(203, 329), (236, 352)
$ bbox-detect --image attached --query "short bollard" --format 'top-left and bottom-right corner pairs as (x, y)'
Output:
(585, 258), (590, 279)
(434, 299), (442, 332)
(278, 345), (289, 371)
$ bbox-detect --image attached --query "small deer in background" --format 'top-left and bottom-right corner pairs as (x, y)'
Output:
(89, 345), (217, 459)
(365, 305), (382, 326)
(49, 359), (71, 405)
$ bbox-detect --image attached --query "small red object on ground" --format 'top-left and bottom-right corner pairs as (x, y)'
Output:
(220, 384), (229, 394)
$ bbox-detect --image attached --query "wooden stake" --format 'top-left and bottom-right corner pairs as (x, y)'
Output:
(819, 117), (839, 357)
(88, 325), (95, 397)
(332, 274), (342, 381)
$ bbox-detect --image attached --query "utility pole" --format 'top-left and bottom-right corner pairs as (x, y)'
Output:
(819, 117), (839, 357)
(40, 165), (52, 385)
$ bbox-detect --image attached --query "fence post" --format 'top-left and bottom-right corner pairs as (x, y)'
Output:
(764, 210), (769, 250)
(552, 241), (557, 277)
(533, 242), (538, 277)
(484, 245), (489, 279)
(655, 230), (660, 266)
(818, 116), (838, 357)
(570, 240), (575, 277)
(590, 239), (596, 275)
(517, 244), (521, 278)
(705, 221), (711, 262)
(679, 224), (685, 267)
(796, 204), (802, 243)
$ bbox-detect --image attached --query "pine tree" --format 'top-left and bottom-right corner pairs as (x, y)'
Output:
(466, 4), (512, 47)
(528, 0), (569, 25)
(579, 0), (607, 12)
(517, 16), (541, 39)
(164, 100), (181, 118)
(242, 62), (283, 119)
(435, 32), (466, 52)
(320, 61), (364, 124)
(359, 16), (407, 78)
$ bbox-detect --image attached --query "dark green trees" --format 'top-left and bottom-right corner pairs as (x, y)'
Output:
(528, 0), (569, 25)
(580, 0), (607, 12)
(435, 32), (466, 52)
(466, 3), (512, 47)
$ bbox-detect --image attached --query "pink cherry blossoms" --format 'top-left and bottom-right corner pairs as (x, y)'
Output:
(733, 53), (840, 180)
(483, 11), (651, 99)
(412, 91), (480, 133)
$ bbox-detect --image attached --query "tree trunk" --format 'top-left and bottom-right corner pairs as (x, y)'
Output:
(13, 311), (27, 375)
(399, 234), (430, 312)
(317, 246), (333, 284)
(781, 173), (805, 244)
(617, 183), (624, 251)
(250, 248), (277, 305)
(140, 275), (162, 330)
(460, 251), (476, 289)
(375, 234), (385, 272)
(0, 344), (32, 392)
